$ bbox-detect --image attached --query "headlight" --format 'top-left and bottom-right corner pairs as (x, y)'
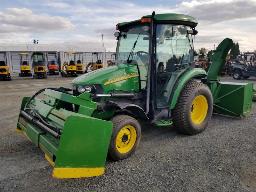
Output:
(77, 85), (92, 93)
(84, 86), (92, 92)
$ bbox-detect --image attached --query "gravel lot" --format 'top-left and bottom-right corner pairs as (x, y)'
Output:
(0, 76), (255, 192)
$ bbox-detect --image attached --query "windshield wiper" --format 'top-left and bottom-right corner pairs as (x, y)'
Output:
(127, 33), (141, 63)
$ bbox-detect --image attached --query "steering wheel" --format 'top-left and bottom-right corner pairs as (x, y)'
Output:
(136, 51), (149, 57)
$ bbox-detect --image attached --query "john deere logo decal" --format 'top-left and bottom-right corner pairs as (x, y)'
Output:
(104, 73), (139, 85)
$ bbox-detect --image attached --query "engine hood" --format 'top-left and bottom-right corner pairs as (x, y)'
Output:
(72, 64), (140, 93)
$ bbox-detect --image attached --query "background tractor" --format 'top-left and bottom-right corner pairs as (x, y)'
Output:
(47, 52), (59, 75)
(19, 53), (32, 77)
(107, 53), (116, 67)
(32, 52), (47, 79)
(74, 52), (85, 74)
(61, 60), (78, 77)
(85, 52), (103, 73)
(17, 12), (253, 179)
(0, 52), (11, 80)
(61, 52), (78, 77)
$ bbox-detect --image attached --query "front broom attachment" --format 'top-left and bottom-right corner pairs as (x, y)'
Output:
(17, 88), (112, 178)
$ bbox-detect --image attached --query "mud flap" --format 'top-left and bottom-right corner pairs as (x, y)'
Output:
(52, 115), (112, 178)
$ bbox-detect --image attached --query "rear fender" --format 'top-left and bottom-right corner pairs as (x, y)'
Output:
(104, 101), (148, 120)
(169, 68), (207, 110)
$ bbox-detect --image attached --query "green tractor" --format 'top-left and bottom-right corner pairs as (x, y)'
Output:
(16, 12), (254, 179)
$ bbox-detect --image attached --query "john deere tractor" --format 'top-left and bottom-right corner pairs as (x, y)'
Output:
(17, 12), (253, 179)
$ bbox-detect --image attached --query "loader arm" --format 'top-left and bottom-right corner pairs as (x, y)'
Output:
(207, 38), (234, 82)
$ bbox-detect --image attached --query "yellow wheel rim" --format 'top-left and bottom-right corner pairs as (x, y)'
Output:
(190, 95), (208, 125)
(115, 125), (137, 154)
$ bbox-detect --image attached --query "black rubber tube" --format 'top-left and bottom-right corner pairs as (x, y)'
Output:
(20, 110), (60, 138)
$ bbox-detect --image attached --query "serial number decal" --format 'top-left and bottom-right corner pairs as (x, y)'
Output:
(104, 73), (139, 85)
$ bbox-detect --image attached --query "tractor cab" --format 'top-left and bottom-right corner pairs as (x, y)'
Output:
(19, 53), (32, 77)
(113, 13), (197, 112)
(32, 52), (47, 79)
(0, 52), (11, 80)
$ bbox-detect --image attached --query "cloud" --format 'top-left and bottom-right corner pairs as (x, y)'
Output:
(46, 2), (71, 9)
(180, 0), (256, 23)
(0, 1), (255, 51)
(0, 8), (74, 33)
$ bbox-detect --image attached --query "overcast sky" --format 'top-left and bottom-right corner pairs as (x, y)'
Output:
(0, 0), (255, 52)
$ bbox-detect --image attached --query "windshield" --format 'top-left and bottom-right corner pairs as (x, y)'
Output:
(32, 54), (44, 62)
(156, 24), (194, 70)
(116, 24), (150, 89)
(116, 24), (150, 65)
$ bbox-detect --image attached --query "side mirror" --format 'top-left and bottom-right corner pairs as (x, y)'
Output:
(187, 29), (198, 35)
(114, 31), (120, 38)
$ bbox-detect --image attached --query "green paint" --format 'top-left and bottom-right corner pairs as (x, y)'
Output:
(55, 115), (112, 168)
(207, 38), (234, 82)
(73, 64), (140, 93)
(213, 82), (253, 117)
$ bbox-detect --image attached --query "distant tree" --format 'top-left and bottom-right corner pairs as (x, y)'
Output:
(207, 50), (214, 61)
(230, 42), (240, 59)
(199, 48), (207, 59)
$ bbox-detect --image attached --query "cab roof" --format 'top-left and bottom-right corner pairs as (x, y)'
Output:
(117, 13), (198, 29)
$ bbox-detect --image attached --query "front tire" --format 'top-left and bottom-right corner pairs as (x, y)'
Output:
(173, 80), (213, 135)
(108, 115), (141, 161)
(233, 70), (242, 79)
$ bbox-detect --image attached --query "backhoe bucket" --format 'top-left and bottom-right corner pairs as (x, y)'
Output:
(17, 89), (112, 178)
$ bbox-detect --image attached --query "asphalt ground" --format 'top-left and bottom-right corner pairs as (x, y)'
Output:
(0, 75), (255, 192)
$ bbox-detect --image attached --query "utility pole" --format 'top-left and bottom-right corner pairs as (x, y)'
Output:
(101, 34), (106, 67)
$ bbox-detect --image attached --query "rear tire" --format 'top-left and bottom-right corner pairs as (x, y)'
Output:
(108, 115), (141, 161)
(173, 80), (213, 135)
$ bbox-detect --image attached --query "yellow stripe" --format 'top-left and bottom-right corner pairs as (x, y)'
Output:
(16, 127), (33, 142)
(45, 154), (55, 167)
(104, 73), (139, 85)
(16, 128), (23, 134)
(53, 167), (105, 178)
